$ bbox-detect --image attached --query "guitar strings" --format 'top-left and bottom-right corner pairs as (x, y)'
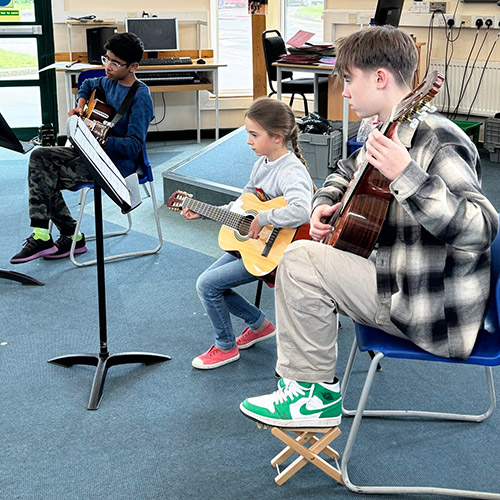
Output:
(185, 198), (254, 233)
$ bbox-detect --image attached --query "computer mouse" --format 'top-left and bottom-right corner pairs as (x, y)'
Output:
(196, 58), (206, 64)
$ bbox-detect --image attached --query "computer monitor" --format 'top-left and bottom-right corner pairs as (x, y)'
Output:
(373, 0), (405, 28)
(125, 17), (179, 56)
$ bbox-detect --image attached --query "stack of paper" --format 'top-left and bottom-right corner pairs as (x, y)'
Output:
(281, 30), (335, 65)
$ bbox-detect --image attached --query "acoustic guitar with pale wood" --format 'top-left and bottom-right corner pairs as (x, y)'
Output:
(167, 191), (311, 279)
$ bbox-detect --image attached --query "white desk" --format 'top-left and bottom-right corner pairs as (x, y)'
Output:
(273, 62), (349, 160)
(63, 59), (226, 143)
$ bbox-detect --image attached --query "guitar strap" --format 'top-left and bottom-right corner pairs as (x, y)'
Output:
(110, 80), (141, 127)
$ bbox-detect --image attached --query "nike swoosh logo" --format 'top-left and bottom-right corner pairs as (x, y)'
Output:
(298, 397), (341, 416)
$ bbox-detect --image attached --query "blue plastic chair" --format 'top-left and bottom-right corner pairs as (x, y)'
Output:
(76, 68), (106, 88)
(340, 215), (500, 499)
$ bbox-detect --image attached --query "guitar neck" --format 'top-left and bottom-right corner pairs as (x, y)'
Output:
(338, 120), (394, 214)
(183, 198), (245, 230)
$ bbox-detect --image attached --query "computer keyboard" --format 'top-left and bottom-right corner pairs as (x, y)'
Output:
(139, 57), (193, 66)
(138, 72), (201, 85)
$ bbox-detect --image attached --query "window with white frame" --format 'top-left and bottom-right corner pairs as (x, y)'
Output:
(218, 0), (252, 94)
(284, 0), (324, 43)
(216, 0), (325, 94)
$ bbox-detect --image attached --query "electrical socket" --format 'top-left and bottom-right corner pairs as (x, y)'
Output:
(430, 2), (447, 13)
(419, 2), (430, 13)
(472, 15), (495, 28)
(409, 1), (422, 13)
(409, 1), (430, 13)
(357, 12), (373, 25)
(436, 13), (456, 27)
(461, 15), (472, 28)
(484, 16), (495, 28)
(472, 16), (484, 28)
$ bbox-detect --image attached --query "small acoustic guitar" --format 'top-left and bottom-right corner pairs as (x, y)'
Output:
(322, 70), (445, 257)
(167, 191), (311, 280)
(82, 89), (115, 144)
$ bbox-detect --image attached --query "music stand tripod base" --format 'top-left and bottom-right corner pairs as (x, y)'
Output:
(56, 119), (171, 410)
(0, 269), (44, 286)
(48, 351), (170, 410)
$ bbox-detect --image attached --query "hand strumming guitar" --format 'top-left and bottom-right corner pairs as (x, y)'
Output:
(247, 217), (262, 239)
(67, 98), (86, 118)
(309, 203), (340, 241)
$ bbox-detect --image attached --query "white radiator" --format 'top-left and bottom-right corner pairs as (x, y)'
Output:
(428, 59), (500, 117)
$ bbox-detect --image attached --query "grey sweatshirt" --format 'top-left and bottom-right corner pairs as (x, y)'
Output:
(237, 152), (314, 228)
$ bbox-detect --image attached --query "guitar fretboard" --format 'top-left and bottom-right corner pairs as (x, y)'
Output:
(182, 197), (252, 233)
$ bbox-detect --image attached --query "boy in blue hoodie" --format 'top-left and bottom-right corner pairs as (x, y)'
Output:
(11, 32), (154, 263)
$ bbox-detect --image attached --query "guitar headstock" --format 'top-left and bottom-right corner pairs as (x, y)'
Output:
(167, 190), (193, 212)
(388, 70), (445, 130)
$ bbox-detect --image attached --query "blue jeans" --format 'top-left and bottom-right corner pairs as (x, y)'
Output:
(196, 252), (266, 350)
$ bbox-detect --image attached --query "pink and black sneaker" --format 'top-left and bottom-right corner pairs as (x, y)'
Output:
(44, 234), (87, 259)
(10, 234), (58, 264)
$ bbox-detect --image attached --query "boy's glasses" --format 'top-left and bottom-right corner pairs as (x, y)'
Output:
(101, 55), (127, 69)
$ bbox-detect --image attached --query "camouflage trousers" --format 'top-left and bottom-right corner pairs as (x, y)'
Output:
(28, 146), (93, 234)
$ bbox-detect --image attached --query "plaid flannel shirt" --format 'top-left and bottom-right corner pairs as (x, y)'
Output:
(313, 113), (498, 358)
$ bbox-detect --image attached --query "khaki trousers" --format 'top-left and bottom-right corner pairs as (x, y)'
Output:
(275, 240), (404, 383)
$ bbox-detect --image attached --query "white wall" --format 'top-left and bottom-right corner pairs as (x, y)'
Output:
(51, 0), (248, 134)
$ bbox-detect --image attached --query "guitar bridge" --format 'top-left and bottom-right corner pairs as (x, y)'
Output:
(261, 228), (280, 257)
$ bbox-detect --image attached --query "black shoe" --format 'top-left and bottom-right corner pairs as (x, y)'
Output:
(10, 234), (58, 264)
(43, 234), (87, 259)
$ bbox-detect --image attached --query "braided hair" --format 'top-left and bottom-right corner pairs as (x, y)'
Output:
(245, 97), (308, 168)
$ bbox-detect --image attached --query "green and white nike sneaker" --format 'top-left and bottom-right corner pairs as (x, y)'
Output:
(240, 378), (342, 428)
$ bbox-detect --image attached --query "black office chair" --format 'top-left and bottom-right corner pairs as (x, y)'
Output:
(261, 29), (328, 116)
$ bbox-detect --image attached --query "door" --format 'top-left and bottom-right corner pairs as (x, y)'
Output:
(0, 0), (57, 140)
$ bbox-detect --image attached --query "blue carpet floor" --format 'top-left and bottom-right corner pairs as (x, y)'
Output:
(2, 143), (500, 499)
(167, 127), (258, 190)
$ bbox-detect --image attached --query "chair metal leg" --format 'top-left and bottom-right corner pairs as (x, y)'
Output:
(70, 180), (163, 267)
(254, 279), (264, 308)
(340, 342), (500, 498)
(368, 350), (382, 371)
(342, 339), (496, 421)
(340, 337), (359, 417)
(341, 350), (500, 500)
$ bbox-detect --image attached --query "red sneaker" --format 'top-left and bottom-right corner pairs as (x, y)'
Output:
(236, 322), (275, 349)
(192, 345), (240, 370)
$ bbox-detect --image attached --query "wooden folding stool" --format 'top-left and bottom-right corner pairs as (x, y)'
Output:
(257, 423), (344, 486)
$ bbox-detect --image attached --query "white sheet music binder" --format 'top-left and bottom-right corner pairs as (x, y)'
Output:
(66, 115), (142, 213)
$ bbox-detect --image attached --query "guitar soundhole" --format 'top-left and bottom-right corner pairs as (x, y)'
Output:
(237, 214), (254, 238)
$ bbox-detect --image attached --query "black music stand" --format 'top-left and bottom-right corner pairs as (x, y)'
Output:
(0, 112), (43, 286)
(48, 116), (170, 410)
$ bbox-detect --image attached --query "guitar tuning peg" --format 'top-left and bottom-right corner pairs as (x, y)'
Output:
(427, 105), (437, 113)
(410, 118), (420, 129)
(418, 110), (429, 121)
